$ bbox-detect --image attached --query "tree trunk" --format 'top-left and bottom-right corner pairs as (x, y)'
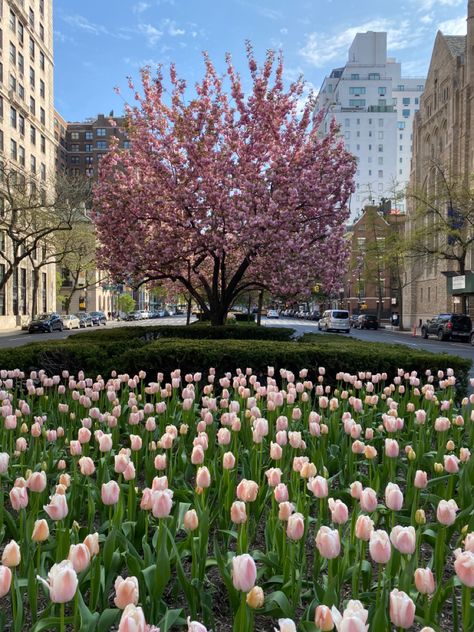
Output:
(256, 290), (264, 326)
(186, 295), (192, 326)
(64, 295), (72, 316)
(31, 267), (40, 317)
(247, 294), (252, 322)
(210, 306), (227, 326)
(398, 285), (404, 331)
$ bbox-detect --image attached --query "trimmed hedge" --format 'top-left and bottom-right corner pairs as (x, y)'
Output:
(0, 337), (470, 397)
(66, 324), (295, 344)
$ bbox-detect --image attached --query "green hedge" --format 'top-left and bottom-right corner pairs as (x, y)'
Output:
(67, 324), (295, 344)
(0, 337), (470, 397)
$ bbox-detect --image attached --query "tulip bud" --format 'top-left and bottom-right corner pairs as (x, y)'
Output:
(434, 462), (443, 473)
(183, 509), (199, 531)
(32, 519), (49, 542)
(415, 509), (426, 525)
(246, 586), (264, 609)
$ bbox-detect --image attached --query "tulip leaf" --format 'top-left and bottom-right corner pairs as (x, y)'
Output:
(97, 608), (120, 632)
(31, 616), (74, 632)
(157, 608), (184, 632)
(261, 590), (292, 617)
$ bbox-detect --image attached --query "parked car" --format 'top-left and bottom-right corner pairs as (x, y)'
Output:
(421, 313), (472, 341)
(28, 313), (63, 334)
(356, 314), (379, 330)
(349, 315), (359, 328)
(310, 311), (320, 321)
(76, 313), (93, 328)
(90, 311), (107, 326)
(125, 311), (141, 321)
(62, 314), (81, 330)
(267, 309), (279, 319)
(318, 309), (350, 333)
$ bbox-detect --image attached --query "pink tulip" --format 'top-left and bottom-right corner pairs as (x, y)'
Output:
(32, 519), (50, 542)
(27, 471), (47, 493)
(355, 515), (374, 541)
(78, 457), (95, 476)
(196, 466), (211, 489)
(232, 554), (256, 592)
(183, 509), (199, 531)
(222, 452), (235, 470)
(1, 540), (20, 568)
(414, 567), (435, 594)
(151, 489), (173, 518)
(390, 526), (416, 555)
(230, 501), (247, 524)
(130, 434), (142, 451)
(454, 549), (474, 587)
(236, 479), (259, 502)
(115, 454), (130, 474)
(385, 438), (399, 458)
(437, 499), (458, 526)
(274, 620), (296, 632)
(414, 470), (428, 489)
(359, 487), (377, 512)
(270, 442), (283, 460)
(118, 604), (147, 632)
(331, 600), (368, 632)
(154, 454), (167, 470)
(0, 565), (12, 598)
(43, 494), (68, 521)
(278, 501), (294, 521)
(307, 475), (328, 498)
(68, 544), (91, 573)
(98, 433), (113, 452)
(187, 617), (208, 632)
(265, 468), (282, 487)
(315, 526), (341, 559)
(369, 530), (391, 564)
(83, 533), (100, 557)
(314, 604), (334, 631)
(464, 532), (474, 553)
(191, 445), (205, 465)
(0, 453), (9, 474)
(286, 512), (305, 541)
(101, 481), (120, 506)
(328, 498), (349, 525)
(389, 589), (416, 629)
(444, 455), (459, 474)
(10, 486), (28, 511)
(38, 560), (78, 603)
(385, 483), (403, 511)
(350, 481), (363, 500)
(114, 575), (139, 608)
(274, 483), (289, 503)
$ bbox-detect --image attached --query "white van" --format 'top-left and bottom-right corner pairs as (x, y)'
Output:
(318, 309), (350, 333)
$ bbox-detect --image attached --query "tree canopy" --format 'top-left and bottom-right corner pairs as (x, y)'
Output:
(94, 46), (356, 324)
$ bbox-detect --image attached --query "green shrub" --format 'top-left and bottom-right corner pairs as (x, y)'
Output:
(67, 324), (295, 344)
(232, 313), (256, 323)
(0, 337), (469, 398)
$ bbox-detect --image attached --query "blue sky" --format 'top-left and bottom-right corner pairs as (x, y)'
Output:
(54, 0), (468, 122)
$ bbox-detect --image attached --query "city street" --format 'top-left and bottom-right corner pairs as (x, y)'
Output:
(0, 316), (473, 374)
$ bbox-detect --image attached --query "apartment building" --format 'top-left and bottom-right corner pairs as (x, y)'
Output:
(404, 1), (474, 325)
(315, 31), (424, 216)
(0, 0), (56, 328)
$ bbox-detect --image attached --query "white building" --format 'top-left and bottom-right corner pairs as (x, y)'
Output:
(315, 32), (425, 215)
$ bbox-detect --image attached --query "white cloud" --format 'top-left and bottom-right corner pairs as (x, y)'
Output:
(300, 19), (420, 67)
(62, 14), (131, 40)
(438, 16), (467, 35)
(417, 0), (463, 9)
(133, 2), (151, 13)
(138, 23), (163, 46)
(163, 19), (185, 36)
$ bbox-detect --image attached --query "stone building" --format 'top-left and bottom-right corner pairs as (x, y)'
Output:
(0, 0), (57, 329)
(404, 1), (474, 325)
(343, 205), (405, 321)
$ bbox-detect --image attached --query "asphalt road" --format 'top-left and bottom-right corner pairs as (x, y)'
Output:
(0, 315), (473, 376)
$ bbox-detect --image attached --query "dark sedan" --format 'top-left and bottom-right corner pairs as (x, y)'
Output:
(89, 311), (107, 326)
(28, 313), (63, 333)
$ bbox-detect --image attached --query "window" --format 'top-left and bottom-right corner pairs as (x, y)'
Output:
(399, 145), (403, 151)
(10, 106), (16, 128)
(17, 21), (23, 45)
(85, 143), (93, 152)
(397, 85), (405, 91)
(29, 37), (34, 59)
(349, 99), (366, 107)
(9, 74), (16, 92)
(40, 107), (45, 125)
(96, 140), (107, 149)
(344, 118), (350, 127)
(356, 131), (360, 137)
(18, 145), (24, 166)
(369, 73), (380, 80)
(378, 157), (383, 165)
(350, 74), (359, 80)
(30, 155), (36, 173)
(402, 97), (410, 106)
(368, 156), (372, 163)
(0, 62), (3, 84)
(378, 87), (386, 96)
(0, 232), (4, 252)
(18, 114), (24, 135)
(398, 121), (405, 129)
(18, 83), (24, 100)
(9, 41), (16, 65)
(378, 144), (383, 152)
(349, 86), (366, 94)
(85, 131), (93, 140)
(40, 0), (45, 16)
(85, 155), (93, 165)
(40, 51), (45, 70)
(30, 125), (36, 144)
(39, 79), (44, 98)
(85, 168), (94, 177)
(18, 52), (23, 74)
(0, 130), (3, 152)
(40, 163), (46, 181)
(70, 156), (80, 165)
(40, 135), (45, 153)
(378, 99), (386, 106)
(9, 10), (15, 32)
(402, 109), (410, 118)
(378, 131), (384, 139)
(30, 96), (35, 115)
(12, 268), (18, 316)
(71, 131), (79, 140)
(71, 143), (79, 152)
(29, 67), (35, 88)
(39, 23), (44, 41)
(417, 84), (424, 91)
(378, 169), (383, 178)
(96, 128), (107, 137)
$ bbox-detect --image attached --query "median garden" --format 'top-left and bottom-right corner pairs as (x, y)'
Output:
(0, 326), (472, 631)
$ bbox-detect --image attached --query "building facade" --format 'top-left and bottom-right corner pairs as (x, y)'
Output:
(343, 205), (405, 320)
(315, 32), (424, 217)
(0, 0), (56, 329)
(404, 1), (474, 325)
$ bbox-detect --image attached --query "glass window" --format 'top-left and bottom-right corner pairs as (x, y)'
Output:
(350, 74), (359, 80)
(40, 107), (45, 124)
(10, 106), (16, 128)
(29, 37), (34, 59)
(18, 114), (24, 135)
(398, 121), (405, 129)
(71, 131), (79, 140)
(85, 143), (93, 152)
(344, 118), (350, 127)
(30, 125), (36, 144)
(96, 128), (107, 137)
(71, 143), (79, 152)
(40, 135), (45, 153)
(30, 96), (35, 115)
(18, 145), (24, 166)
(9, 10), (15, 32)
(39, 51), (44, 70)
(40, 163), (46, 181)
(30, 155), (36, 173)
(349, 99), (366, 107)
(96, 140), (107, 149)
(70, 156), (80, 165)
(39, 23), (44, 41)
(9, 41), (16, 64)
(40, 0), (45, 16)
(12, 268), (18, 316)
(378, 144), (383, 152)
(18, 83), (24, 100)
(402, 109), (410, 118)
(378, 87), (386, 96)
(85, 131), (93, 140)
(369, 73), (380, 80)
(402, 97), (410, 106)
(349, 86), (366, 94)
(17, 21), (23, 45)
(85, 156), (93, 165)
(397, 85), (405, 91)
(39, 79), (45, 98)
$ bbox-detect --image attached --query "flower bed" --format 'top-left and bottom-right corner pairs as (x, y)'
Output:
(0, 364), (472, 631)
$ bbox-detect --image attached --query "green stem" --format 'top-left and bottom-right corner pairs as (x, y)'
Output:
(60, 602), (65, 632)
(462, 585), (471, 632)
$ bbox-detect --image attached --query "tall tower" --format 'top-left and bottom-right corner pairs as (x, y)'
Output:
(468, 0), (474, 87)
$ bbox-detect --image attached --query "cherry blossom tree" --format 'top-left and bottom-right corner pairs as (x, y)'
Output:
(94, 46), (356, 325)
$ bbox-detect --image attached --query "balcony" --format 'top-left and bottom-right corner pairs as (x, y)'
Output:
(367, 105), (395, 113)
(8, 89), (29, 117)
